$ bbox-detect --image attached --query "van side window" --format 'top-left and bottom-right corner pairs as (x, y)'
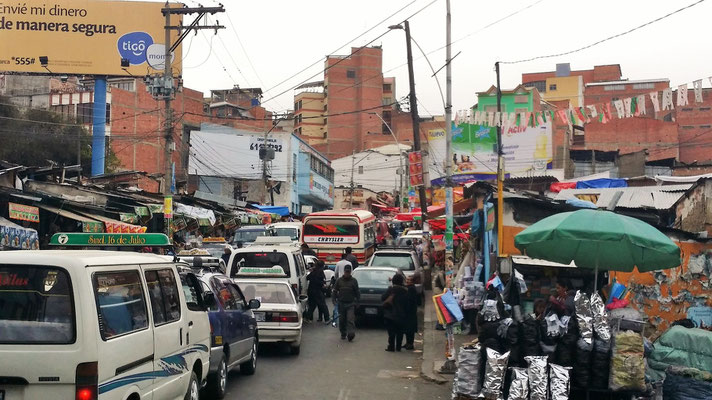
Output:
(294, 254), (305, 277)
(93, 271), (148, 340)
(180, 273), (205, 312)
(145, 269), (182, 325)
(225, 282), (245, 310)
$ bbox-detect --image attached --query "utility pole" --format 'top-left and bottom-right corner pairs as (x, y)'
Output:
(150, 4), (224, 237)
(404, 21), (429, 226)
(495, 62), (504, 257)
(444, 0), (454, 257)
(349, 150), (355, 208)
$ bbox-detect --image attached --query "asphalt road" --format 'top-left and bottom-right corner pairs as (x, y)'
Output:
(219, 317), (450, 400)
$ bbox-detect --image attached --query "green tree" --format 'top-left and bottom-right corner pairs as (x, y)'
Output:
(0, 96), (120, 173)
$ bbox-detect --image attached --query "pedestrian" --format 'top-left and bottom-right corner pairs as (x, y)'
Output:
(301, 243), (317, 257)
(345, 246), (359, 270)
(334, 253), (351, 281)
(403, 275), (420, 350)
(221, 245), (231, 267)
(548, 278), (575, 316)
(333, 264), (360, 341)
(381, 273), (409, 351)
(306, 260), (330, 323)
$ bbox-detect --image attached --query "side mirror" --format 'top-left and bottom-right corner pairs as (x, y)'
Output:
(202, 291), (217, 309)
(248, 298), (261, 310)
(298, 294), (308, 302)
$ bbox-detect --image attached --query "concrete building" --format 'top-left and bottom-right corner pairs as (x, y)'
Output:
(474, 84), (545, 113)
(331, 143), (411, 196)
(522, 63), (623, 95)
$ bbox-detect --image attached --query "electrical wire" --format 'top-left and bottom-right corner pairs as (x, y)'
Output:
(500, 0), (707, 64)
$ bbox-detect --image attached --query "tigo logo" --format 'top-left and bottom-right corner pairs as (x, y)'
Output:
(117, 32), (154, 65)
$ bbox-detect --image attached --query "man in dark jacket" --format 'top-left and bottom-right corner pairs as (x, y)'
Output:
(306, 260), (330, 323)
(333, 265), (360, 341)
(345, 246), (359, 270)
(381, 273), (409, 351)
(403, 275), (420, 350)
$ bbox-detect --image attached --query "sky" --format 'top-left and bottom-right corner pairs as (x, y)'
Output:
(177, 0), (712, 117)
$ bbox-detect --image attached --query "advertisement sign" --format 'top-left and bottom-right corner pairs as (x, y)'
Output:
(0, 225), (39, 249)
(0, 0), (182, 76)
(189, 129), (290, 182)
(8, 203), (39, 223)
(428, 122), (552, 184)
(163, 196), (173, 219)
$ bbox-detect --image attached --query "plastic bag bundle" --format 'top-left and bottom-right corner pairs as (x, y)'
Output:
(608, 330), (645, 391)
(462, 279), (486, 310)
(452, 344), (481, 397)
(482, 348), (510, 400)
(507, 367), (529, 400)
(574, 290), (593, 345)
(525, 356), (548, 400)
(589, 293), (611, 341)
(591, 339), (611, 388)
(482, 299), (500, 322)
(549, 363), (571, 400)
(520, 315), (540, 357)
(572, 338), (592, 387)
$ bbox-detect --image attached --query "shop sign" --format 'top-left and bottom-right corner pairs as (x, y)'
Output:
(50, 233), (171, 247)
(486, 206), (495, 231)
(82, 221), (104, 233)
(120, 213), (139, 224)
(8, 203), (39, 223)
(164, 196), (173, 219)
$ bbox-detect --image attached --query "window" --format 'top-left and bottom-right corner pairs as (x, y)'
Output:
(323, 131), (327, 139)
(700, 125), (711, 129)
(632, 83), (655, 90)
(77, 103), (110, 124)
(93, 271), (148, 340)
(237, 282), (294, 305)
(144, 269), (181, 326)
(682, 126), (695, 129)
(110, 80), (135, 92)
(212, 277), (244, 311)
(383, 83), (392, 92)
(182, 274), (207, 311)
(603, 85), (626, 91)
(370, 253), (415, 271)
(524, 81), (546, 93)
(514, 95), (528, 104)
(484, 105), (506, 112)
(358, 165), (364, 174)
(347, 70), (356, 79)
(293, 254), (306, 277)
(0, 266), (75, 344)
(304, 221), (359, 236)
(548, 84), (557, 91)
(232, 252), (291, 278)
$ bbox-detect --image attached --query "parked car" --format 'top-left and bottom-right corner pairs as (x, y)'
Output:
(395, 230), (428, 248)
(178, 267), (261, 399)
(351, 266), (400, 319)
(366, 248), (424, 295)
(234, 278), (304, 355)
(0, 250), (211, 400)
(232, 225), (266, 248)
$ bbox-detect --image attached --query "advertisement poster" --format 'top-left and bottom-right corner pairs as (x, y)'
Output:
(428, 122), (552, 185)
(0, 0), (181, 76)
(8, 202), (40, 223)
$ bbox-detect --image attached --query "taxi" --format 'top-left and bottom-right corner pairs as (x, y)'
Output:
(233, 268), (304, 356)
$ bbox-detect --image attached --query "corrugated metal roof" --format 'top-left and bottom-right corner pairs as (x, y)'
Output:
(554, 184), (692, 210)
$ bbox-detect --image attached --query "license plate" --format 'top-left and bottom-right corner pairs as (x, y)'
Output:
(254, 312), (265, 322)
(364, 307), (378, 315)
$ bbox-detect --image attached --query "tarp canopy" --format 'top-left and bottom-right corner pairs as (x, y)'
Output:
(576, 178), (627, 189)
(175, 203), (217, 225)
(648, 326), (712, 381)
(550, 182), (577, 193)
(252, 205), (290, 217)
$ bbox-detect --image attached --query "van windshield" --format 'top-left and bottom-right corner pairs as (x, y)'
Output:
(232, 251), (291, 278)
(0, 265), (75, 344)
(269, 228), (299, 241)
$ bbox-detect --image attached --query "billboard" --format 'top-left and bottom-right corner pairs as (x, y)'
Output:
(428, 122), (552, 185)
(0, 0), (181, 75)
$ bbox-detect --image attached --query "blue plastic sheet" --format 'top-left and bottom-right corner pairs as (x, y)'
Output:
(576, 178), (627, 189)
(252, 205), (290, 216)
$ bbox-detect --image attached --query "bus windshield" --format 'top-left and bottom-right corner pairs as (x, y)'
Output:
(303, 220), (359, 236)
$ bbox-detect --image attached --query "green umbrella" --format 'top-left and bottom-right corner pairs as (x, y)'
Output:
(514, 209), (681, 289)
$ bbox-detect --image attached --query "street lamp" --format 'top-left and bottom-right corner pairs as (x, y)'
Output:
(370, 112), (407, 211)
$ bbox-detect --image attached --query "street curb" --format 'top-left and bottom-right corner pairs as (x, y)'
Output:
(420, 360), (449, 385)
(420, 289), (451, 386)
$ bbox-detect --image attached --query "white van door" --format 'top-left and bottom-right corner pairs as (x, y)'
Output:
(92, 268), (155, 400)
(143, 267), (189, 399)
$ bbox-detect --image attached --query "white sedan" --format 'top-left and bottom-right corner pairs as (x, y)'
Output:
(235, 278), (304, 355)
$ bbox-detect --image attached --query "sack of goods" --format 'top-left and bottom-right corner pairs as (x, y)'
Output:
(481, 348), (510, 400)
(525, 356), (548, 400)
(574, 290), (593, 345)
(572, 338), (593, 387)
(591, 338), (611, 389)
(608, 330), (646, 392)
(662, 365), (712, 400)
(506, 367), (529, 400)
(451, 344), (482, 397)
(549, 363), (572, 400)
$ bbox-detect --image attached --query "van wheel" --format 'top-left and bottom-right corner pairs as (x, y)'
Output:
(207, 355), (227, 399)
(240, 337), (258, 375)
(184, 371), (199, 400)
(290, 343), (301, 356)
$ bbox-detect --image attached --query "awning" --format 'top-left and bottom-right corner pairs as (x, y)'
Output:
(511, 255), (577, 269)
(175, 203), (217, 225)
(38, 204), (105, 233)
(252, 205), (290, 217)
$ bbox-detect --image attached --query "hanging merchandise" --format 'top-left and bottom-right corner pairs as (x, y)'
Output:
(549, 363), (572, 400)
(525, 356), (548, 400)
(451, 344), (482, 397)
(574, 291), (594, 345)
(590, 293), (611, 341)
(545, 313), (563, 337)
(609, 330), (646, 392)
(507, 367), (529, 400)
(482, 348), (510, 400)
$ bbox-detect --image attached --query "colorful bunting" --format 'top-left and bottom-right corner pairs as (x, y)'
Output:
(623, 98), (633, 118)
(694, 80), (703, 103)
(677, 84), (689, 107)
(635, 95), (646, 116)
(650, 91), (661, 113)
(613, 99), (625, 118)
(662, 88), (674, 111)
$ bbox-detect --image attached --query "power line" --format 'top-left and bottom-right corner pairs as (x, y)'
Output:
(500, 0), (706, 64)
